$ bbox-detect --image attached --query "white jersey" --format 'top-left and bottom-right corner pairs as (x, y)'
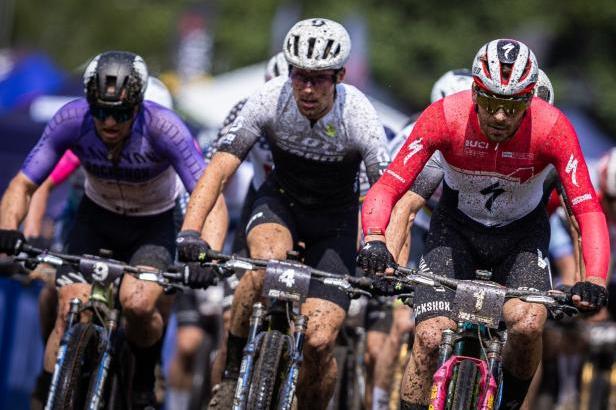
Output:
(217, 77), (390, 207)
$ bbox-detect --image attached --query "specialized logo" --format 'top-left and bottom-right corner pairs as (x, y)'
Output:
(501, 43), (516, 60)
(385, 169), (406, 184)
(572, 193), (592, 205)
(403, 138), (423, 165)
(566, 154), (579, 187)
(480, 182), (506, 211)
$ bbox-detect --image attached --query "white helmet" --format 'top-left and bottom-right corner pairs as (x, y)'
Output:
(533, 69), (554, 105)
(283, 18), (351, 71)
(472, 39), (538, 96)
(145, 77), (173, 109)
(430, 69), (474, 103)
(265, 52), (289, 81)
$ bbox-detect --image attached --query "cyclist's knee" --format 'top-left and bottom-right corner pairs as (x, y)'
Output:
(304, 327), (336, 359)
(247, 223), (293, 260)
(503, 300), (547, 339)
(414, 316), (452, 354)
(57, 284), (90, 325)
(119, 274), (161, 319)
(176, 327), (205, 359)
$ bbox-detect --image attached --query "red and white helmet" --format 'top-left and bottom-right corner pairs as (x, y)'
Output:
(599, 148), (616, 198)
(472, 39), (538, 96)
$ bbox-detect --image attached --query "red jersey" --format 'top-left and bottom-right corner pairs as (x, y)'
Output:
(362, 90), (610, 280)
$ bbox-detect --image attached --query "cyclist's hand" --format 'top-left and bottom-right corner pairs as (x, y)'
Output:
(357, 240), (394, 275)
(570, 280), (608, 311)
(176, 230), (210, 262)
(0, 229), (25, 255)
(182, 262), (216, 289)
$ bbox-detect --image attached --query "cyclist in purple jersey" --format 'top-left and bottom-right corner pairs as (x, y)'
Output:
(0, 51), (227, 408)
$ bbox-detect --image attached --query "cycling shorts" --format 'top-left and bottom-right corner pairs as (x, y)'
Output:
(245, 178), (358, 310)
(366, 297), (393, 333)
(56, 195), (176, 287)
(175, 286), (224, 336)
(413, 205), (552, 325)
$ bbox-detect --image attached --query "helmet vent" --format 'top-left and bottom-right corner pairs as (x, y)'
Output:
(292, 35), (300, 57)
(323, 39), (334, 59)
(104, 76), (117, 96)
(307, 37), (316, 59)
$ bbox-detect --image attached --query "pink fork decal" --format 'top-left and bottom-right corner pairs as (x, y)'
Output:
(428, 355), (497, 410)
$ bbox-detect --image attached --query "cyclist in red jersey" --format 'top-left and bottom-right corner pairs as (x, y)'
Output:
(358, 39), (609, 409)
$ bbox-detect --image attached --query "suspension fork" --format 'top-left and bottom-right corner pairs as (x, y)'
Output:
(86, 310), (119, 410)
(45, 298), (82, 410)
(233, 303), (266, 410)
(480, 339), (503, 410)
(277, 314), (308, 410)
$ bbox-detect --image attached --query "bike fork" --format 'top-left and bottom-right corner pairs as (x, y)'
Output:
(277, 315), (308, 410)
(233, 303), (265, 410)
(481, 340), (502, 410)
(45, 298), (82, 410)
(86, 310), (118, 410)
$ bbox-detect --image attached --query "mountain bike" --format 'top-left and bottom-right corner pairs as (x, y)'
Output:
(8, 244), (227, 410)
(578, 321), (616, 410)
(385, 265), (578, 410)
(200, 250), (387, 410)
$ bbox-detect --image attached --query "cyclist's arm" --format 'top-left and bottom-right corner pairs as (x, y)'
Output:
(362, 102), (446, 242)
(386, 191), (425, 263)
(0, 172), (39, 229)
(549, 114), (609, 283)
(2, 104), (79, 229)
(22, 177), (56, 237)
(201, 193), (228, 251)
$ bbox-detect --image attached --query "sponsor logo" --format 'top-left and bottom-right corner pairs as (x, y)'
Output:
(502, 151), (534, 160)
(414, 301), (451, 317)
(465, 140), (489, 150)
(572, 193), (592, 205)
(385, 169), (406, 184)
(245, 211), (264, 232)
(537, 249), (548, 270)
(403, 138), (423, 165)
(474, 290), (486, 311)
(325, 123), (337, 138)
(565, 154), (579, 187)
(502, 42), (516, 59)
(480, 182), (506, 211)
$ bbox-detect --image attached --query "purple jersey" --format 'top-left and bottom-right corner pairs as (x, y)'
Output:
(22, 99), (204, 216)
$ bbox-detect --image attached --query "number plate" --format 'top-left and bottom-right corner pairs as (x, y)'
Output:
(79, 256), (125, 286)
(262, 260), (311, 303)
(453, 281), (506, 328)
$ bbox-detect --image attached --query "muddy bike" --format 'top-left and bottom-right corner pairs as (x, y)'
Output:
(378, 265), (578, 410)
(578, 321), (616, 410)
(9, 244), (226, 410)
(199, 250), (389, 410)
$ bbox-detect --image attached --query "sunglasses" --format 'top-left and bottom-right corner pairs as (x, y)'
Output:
(90, 106), (135, 123)
(475, 89), (531, 116)
(290, 71), (336, 88)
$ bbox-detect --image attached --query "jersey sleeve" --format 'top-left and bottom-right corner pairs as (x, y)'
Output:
(216, 87), (271, 161)
(546, 113), (609, 280)
(21, 101), (84, 185)
(149, 108), (205, 193)
(410, 151), (444, 200)
(361, 101), (448, 235)
(347, 93), (391, 185)
(49, 150), (81, 185)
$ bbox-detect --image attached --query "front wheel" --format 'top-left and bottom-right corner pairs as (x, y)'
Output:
(247, 330), (287, 410)
(49, 323), (102, 410)
(450, 359), (479, 410)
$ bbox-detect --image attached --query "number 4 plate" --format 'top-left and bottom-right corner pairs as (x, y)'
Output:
(262, 260), (311, 303)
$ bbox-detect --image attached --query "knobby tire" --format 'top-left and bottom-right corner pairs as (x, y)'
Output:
(247, 330), (286, 410)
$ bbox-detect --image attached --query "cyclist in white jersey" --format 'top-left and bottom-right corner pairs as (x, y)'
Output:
(177, 18), (390, 409)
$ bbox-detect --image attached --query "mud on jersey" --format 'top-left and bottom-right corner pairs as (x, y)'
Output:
(216, 77), (390, 208)
(22, 99), (204, 216)
(363, 90), (609, 279)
